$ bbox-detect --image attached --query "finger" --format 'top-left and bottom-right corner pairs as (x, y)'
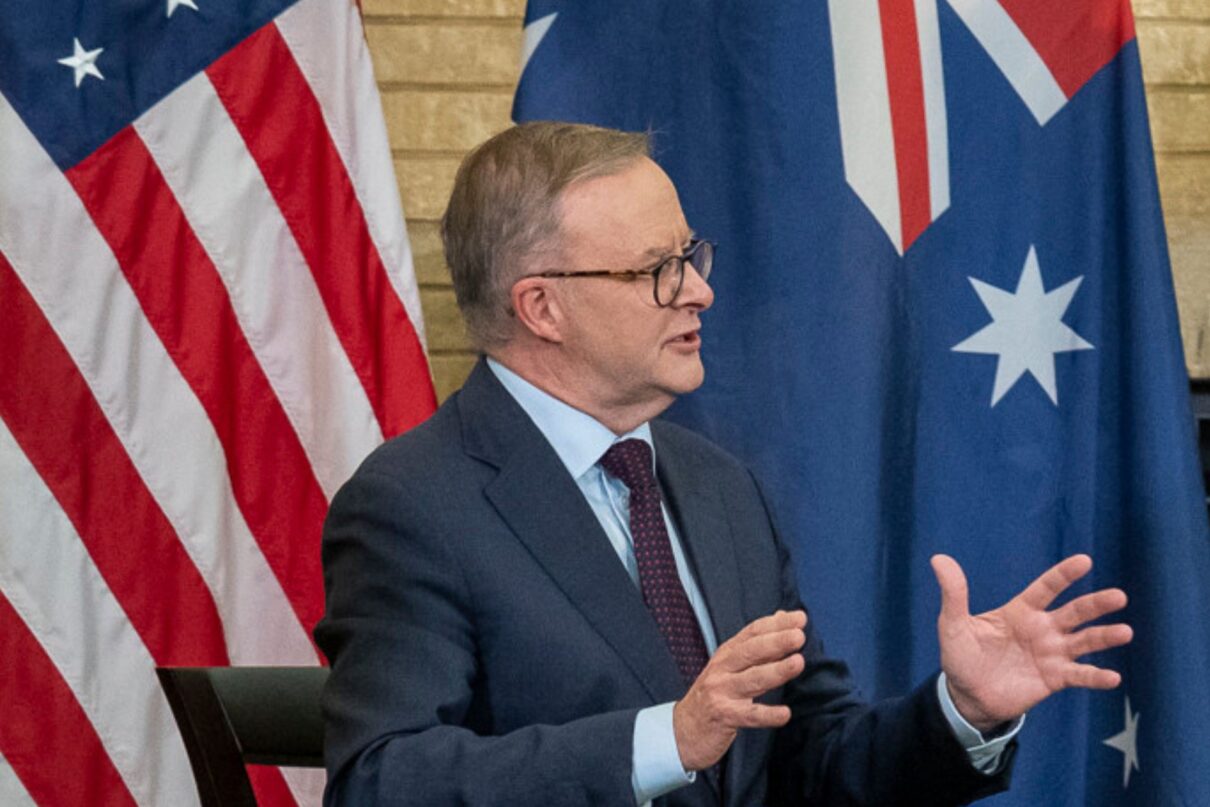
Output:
(1052, 588), (1128, 631)
(1064, 662), (1122, 690)
(732, 702), (792, 729)
(723, 610), (805, 656)
(1018, 554), (1093, 610)
(734, 609), (807, 641)
(930, 554), (969, 624)
(717, 627), (806, 674)
(1066, 623), (1133, 658)
(731, 652), (805, 698)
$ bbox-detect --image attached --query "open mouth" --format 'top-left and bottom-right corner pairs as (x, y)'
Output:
(669, 331), (701, 347)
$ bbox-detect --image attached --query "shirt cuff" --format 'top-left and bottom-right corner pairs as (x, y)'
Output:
(936, 672), (1025, 774)
(632, 702), (695, 805)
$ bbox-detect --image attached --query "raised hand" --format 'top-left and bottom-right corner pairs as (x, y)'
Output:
(931, 554), (1132, 733)
(673, 609), (807, 771)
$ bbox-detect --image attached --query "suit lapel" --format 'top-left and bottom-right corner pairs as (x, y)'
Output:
(459, 361), (686, 704)
(652, 423), (746, 649)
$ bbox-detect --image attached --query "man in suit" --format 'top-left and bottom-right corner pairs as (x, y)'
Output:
(315, 122), (1132, 805)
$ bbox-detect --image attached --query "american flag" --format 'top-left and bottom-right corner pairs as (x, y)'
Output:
(0, 0), (436, 804)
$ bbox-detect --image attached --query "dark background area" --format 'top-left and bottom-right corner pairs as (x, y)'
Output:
(1192, 380), (1210, 514)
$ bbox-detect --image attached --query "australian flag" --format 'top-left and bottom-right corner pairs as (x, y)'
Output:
(515, 1), (1210, 804)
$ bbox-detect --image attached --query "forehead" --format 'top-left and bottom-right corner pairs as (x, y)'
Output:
(556, 157), (689, 262)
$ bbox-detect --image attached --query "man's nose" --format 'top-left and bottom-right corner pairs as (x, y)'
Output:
(677, 264), (714, 310)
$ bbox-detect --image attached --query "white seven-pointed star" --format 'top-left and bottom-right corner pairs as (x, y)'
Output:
(167, 0), (199, 17)
(952, 245), (1093, 406)
(57, 38), (104, 88)
(1103, 696), (1140, 788)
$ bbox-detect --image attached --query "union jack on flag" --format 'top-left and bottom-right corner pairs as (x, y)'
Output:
(830, 0), (1135, 253)
(0, 0), (435, 804)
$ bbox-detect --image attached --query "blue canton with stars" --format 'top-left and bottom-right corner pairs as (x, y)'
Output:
(0, 0), (293, 170)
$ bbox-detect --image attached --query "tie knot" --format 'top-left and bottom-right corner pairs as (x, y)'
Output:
(599, 438), (657, 492)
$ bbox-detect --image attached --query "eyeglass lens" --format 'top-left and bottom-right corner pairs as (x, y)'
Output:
(655, 241), (713, 306)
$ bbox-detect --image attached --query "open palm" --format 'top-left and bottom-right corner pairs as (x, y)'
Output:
(931, 554), (1132, 733)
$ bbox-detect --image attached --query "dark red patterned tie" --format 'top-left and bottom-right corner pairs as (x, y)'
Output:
(600, 439), (710, 685)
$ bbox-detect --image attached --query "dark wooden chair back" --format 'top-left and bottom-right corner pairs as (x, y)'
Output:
(156, 666), (328, 806)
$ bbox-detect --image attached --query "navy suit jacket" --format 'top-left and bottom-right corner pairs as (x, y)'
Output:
(315, 360), (1015, 805)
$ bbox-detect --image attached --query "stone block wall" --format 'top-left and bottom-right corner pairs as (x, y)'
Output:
(1138, 0), (1210, 377)
(361, 1), (1210, 399)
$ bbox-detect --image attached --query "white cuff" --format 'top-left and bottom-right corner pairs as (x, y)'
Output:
(631, 702), (695, 805)
(937, 672), (1025, 774)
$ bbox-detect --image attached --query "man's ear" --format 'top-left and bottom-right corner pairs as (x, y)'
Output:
(510, 276), (566, 343)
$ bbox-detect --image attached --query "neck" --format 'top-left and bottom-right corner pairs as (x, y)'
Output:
(489, 346), (673, 435)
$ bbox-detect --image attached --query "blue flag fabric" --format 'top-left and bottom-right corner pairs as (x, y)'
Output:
(515, 2), (1210, 804)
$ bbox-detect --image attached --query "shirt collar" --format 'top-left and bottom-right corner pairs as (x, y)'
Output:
(486, 357), (654, 480)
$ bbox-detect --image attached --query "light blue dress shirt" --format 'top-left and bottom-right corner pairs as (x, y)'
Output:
(486, 358), (1020, 804)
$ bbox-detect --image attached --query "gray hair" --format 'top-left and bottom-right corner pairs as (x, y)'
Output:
(441, 121), (651, 349)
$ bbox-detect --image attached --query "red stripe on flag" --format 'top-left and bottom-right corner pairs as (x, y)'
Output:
(208, 22), (437, 439)
(878, 0), (932, 251)
(999, 0), (1135, 99)
(0, 589), (138, 807)
(66, 128), (328, 639)
(0, 250), (229, 666)
(248, 765), (301, 807)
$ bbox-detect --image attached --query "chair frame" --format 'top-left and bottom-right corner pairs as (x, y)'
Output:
(156, 666), (328, 806)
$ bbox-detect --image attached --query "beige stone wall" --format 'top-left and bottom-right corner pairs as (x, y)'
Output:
(1138, 1), (1210, 376)
(364, 0), (523, 401)
(363, 1), (1210, 399)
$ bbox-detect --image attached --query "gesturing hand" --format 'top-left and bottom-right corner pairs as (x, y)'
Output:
(673, 609), (807, 772)
(931, 554), (1132, 733)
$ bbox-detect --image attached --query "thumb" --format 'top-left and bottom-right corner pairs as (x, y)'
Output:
(930, 554), (970, 624)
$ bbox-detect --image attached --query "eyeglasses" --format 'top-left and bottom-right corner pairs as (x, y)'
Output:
(531, 238), (715, 307)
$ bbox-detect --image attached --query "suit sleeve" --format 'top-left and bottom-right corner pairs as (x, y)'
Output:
(746, 471), (1017, 807)
(314, 468), (640, 807)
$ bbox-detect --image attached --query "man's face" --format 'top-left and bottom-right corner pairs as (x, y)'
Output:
(549, 157), (713, 417)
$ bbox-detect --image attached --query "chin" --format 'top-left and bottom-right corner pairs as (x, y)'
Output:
(665, 361), (706, 396)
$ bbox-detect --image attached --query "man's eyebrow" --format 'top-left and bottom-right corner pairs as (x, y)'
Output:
(641, 231), (696, 259)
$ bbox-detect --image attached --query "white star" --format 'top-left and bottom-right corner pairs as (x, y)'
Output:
(1103, 696), (1140, 789)
(952, 245), (1093, 406)
(57, 38), (104, 88)
(167, 0), (198, 17)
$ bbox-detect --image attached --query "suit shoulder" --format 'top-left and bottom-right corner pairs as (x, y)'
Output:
(347, 392), (467, 486)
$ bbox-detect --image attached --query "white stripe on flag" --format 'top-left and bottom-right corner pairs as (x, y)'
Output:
(0, 752), (37, 807)
(0, 422), (198, 807)
(829, 0), (904, 254)
(134, 72), (384, 500)
(914, 0), (950, 219)
(276, 0), (427, 347)
(279, 768), (326, 807)
(0, 93), (314, 668)
(945, 0), (1067, 125)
